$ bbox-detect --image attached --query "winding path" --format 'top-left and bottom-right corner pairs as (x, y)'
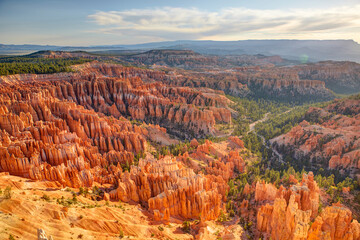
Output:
(247, 112), (285, 164)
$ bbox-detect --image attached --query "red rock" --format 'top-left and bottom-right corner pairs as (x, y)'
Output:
(255, 181), (277, 202)
(228, 136), (244, 148)
(190, 139), (199, 148)
(271, 98), (360, 178)
(257, 172), (322, 239)
(109, 155), (228, 221)
(308, 203), (360, 240)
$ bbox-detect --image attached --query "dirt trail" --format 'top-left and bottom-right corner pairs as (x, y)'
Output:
(247, 112), (285, 164)
(248, 112), (270, 134)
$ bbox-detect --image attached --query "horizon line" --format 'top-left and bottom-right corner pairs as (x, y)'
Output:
(0, 39), (358, 48)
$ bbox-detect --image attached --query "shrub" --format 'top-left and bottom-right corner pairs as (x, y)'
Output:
(182, 221), (191, 233)
(217, 210), (228, 222)
(41, 194), (50, 202)
(4, 186), (11, 199)
(119, 228), (124, 238)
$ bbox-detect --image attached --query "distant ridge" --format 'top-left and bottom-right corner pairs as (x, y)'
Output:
(1, 39), (360, 62)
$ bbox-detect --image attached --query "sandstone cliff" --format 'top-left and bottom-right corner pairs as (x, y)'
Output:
(271, 97), (360, 178)
(256, 172), (360, 240)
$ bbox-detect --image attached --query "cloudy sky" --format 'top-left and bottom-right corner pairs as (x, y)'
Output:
(0, 0), (359, 46)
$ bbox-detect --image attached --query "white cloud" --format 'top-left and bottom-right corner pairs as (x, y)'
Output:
(88, 6), (360, 42)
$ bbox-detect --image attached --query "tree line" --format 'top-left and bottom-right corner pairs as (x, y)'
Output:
(0, 56), (90, 75)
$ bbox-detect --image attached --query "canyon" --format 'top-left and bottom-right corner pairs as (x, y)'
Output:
(0, 55), (359, 240)
(117, 49), (360, 100)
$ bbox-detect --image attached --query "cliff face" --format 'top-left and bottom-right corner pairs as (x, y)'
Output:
(0, 63), (231, 139)
(108, 137), (246, 222)
(256, 172), (360, 240)
(308, 203), (360, 240)
(0, 85), (147, 187)
(295, 61), (360, 94)
(271, 97), (360, 178)
(158, 59), (359, 99)
(162, 65), (334, 102)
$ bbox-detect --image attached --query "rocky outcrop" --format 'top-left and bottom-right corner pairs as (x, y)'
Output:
(295, 61), (360, 94)
(162, 65), (334, 102)
(307, 203), (360, 240)
(37, 228), (53, 240)
(271, 97), (360, 178)
(257, 195), (312, 240)
(257, 172), (321, 239)
(107, 136), (245, 222)
(255, 181), (278, 202)
(117, 52), (360, 101)
(255, 173), (360, 239)
(0, 89), (146, 187)
(0, 63), (239, 227)
(25, 63), (230, 138)
(109, 154), (228, 222)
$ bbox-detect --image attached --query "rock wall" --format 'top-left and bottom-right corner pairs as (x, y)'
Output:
(109, 155), (228, 222)
(256, 172), (360, 240)
(1, 63), (231, 138)
(163, 66), (334, 102)
(271, 97), (360, 178)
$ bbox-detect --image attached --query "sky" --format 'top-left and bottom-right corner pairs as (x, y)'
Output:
(0, 0), (359, 46)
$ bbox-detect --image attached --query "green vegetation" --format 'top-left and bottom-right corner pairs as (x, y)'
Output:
(56, 195), (78, 207)
(78, 187), (89, 197)
(241, 132), (265, 157)
(41, 194), (51, 202)
(228, 96), (290, 136)
(119, 228), (124, 238)
(225, 94), (360, 221)
(168, 141), (192, 156)
(217, 210), (229, 222)
(0, 55), (91, 75)
(133, 151), (146, 165)
(255, 101), (329, 141)
(228, 95), (289, 122)
(226, 154), (358, 212)
(182, 221), (191, 233)
(3, 186), (12, 199)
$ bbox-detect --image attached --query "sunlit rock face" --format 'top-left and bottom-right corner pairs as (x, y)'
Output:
(0, 62), (241, 226)
(256, 172), (360, 240)
(271, 97), (360, 179)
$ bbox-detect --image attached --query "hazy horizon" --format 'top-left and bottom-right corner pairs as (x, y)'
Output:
(0, 39), (359, 48)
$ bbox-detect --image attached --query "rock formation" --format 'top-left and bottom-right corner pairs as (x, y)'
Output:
(307, 203), (360, 240)
(0, 62), (234, 190)
(161, 65), (334, 102)
(109, 154), (227, 222)
(271, 97), (360, 179)
(37, 229), (53, 240)
(256, 172), (360, 240)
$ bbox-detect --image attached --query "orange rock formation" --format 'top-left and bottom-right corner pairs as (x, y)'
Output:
(256, 172), (360, 240)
